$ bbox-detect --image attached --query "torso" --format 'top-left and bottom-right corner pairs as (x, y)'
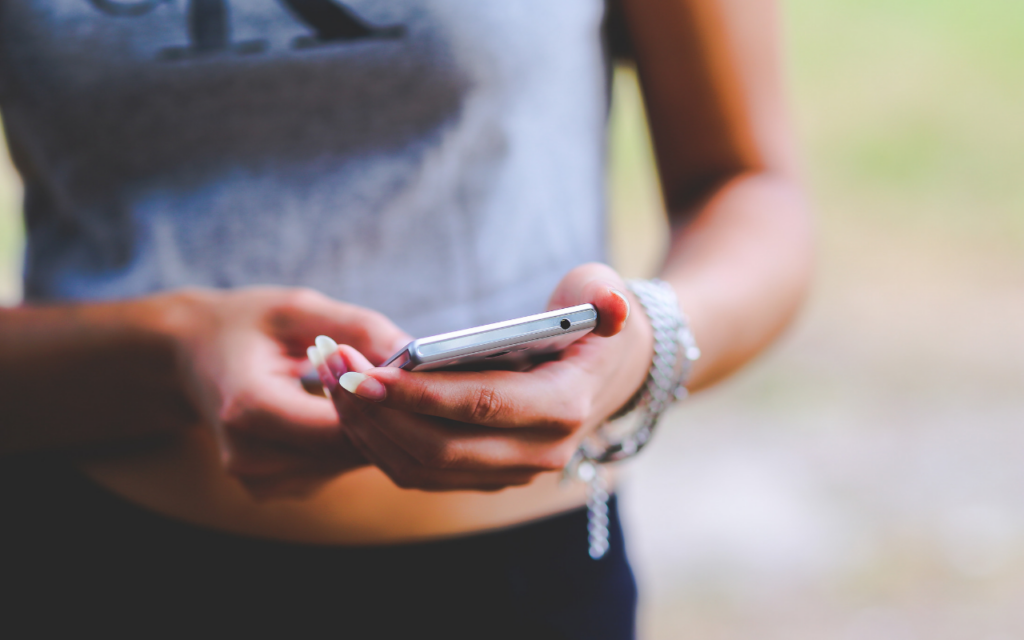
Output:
(2, 0), (611, 541)
(80, 428), (592, 544)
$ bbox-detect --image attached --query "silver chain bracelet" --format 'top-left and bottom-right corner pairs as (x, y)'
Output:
(564, 279), (700, 559)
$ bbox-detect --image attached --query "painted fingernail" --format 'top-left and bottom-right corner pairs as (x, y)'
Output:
(339, 372), (386, 402)
(610, 289), (631, 321)
(315, 335), (347, 378)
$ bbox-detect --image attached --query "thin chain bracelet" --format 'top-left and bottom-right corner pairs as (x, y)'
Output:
(564, 279), (700, 559)
(578, 460), (611, 559)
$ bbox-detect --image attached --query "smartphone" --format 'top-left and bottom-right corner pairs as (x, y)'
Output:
(384, 304), (598, 372)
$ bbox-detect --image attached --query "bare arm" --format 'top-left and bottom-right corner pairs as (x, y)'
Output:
(0, 288), (410, 498)
(0, 294), (199, 453)
(621, 0), (813, 388)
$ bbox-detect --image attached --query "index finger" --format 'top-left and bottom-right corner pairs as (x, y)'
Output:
(236, 377), (351, 450)
(339, 362), (592, 432)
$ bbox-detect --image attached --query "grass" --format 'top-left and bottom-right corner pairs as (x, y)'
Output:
(785, 0), (1024, 247)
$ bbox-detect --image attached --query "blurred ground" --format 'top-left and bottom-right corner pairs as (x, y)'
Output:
(607, 1), (1024, 638)
(0, 0), (1021, 637)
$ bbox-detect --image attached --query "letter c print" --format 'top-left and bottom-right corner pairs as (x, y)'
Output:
(88, 0), (169, 18)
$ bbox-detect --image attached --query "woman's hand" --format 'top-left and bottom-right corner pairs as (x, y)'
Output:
(325, 263), (653, 492)
(171, 287), (411, 500)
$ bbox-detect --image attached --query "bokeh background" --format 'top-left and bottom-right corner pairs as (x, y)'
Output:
(1, 0), (1021, 638)
(608, 1), (1024, 638)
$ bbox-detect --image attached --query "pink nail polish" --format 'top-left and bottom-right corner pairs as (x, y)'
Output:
(610, 289), (631, 321)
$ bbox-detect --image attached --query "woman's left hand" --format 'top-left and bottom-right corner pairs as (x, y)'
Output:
(325, 263), (653, 492)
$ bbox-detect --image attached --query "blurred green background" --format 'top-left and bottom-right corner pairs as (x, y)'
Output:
(606, 1), (1024, 639)
(0, 125), (19, 305)
(1, 0), (1022, 637)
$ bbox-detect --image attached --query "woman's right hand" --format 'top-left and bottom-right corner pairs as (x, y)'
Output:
(168, 287), (411, 500)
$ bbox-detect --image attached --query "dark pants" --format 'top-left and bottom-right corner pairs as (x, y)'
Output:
(1, 456), (637, 639)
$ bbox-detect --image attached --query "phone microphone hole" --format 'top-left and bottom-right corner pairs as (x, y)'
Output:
(560, 319), (571, 330)
(486, 350), (512, 358)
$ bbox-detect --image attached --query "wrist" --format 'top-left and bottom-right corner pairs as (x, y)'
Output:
(141, 287), (223, 351)
(114, 291), (219, 432)
(601, 287), (656, 421)
(582, 278), (700, 462)
(138, 288), (229, 426)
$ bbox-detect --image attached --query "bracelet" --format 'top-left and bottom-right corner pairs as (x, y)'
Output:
(565, 278), (700, 559)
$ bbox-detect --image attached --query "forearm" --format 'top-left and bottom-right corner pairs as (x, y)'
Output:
(660, 170), (813, 390)
(0, 294), (200, 454)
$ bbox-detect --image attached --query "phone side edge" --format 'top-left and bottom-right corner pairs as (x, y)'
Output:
(414, 304), (597, 349)
(413, 308), (597, 365)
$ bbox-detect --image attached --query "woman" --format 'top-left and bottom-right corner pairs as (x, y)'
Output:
(0, 0), (811, 636)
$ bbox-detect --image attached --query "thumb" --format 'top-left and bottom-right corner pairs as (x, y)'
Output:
(547, 263), (631, 338)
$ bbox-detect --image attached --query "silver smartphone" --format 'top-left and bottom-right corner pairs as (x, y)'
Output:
(384, 304), (599, 372)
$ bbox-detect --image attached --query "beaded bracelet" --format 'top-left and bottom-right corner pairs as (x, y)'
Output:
(564, 279), (700, 559)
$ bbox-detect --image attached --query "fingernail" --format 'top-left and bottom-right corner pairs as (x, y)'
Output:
(308, 345), (337, 392)
(339, 372), (386, 402)
(315, 335), (338, 361)
(315, 335), (347, 378)
(610, 289), (631, 321)
(307, 345), (325, 368)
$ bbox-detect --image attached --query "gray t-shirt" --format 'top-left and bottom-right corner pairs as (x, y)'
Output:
(0, 0), (608, 337)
